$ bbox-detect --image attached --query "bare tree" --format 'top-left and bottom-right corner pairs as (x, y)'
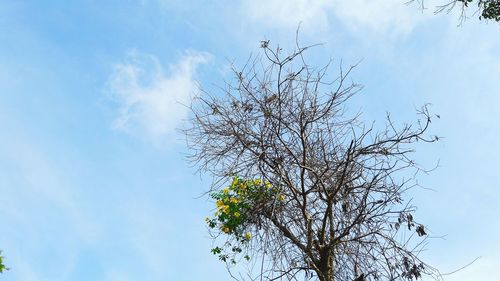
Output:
(185, 39), (441, 281)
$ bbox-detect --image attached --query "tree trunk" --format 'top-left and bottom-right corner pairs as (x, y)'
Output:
(316, 251), (334, 281)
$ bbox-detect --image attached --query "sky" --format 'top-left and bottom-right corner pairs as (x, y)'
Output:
(0, 0), (499, 280)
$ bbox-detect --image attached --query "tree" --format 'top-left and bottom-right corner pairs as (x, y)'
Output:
(185, 39), (441, 281)
(411, 0), (500, 22)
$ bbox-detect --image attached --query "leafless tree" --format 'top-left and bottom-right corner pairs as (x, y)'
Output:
(185, 39), (442, 281)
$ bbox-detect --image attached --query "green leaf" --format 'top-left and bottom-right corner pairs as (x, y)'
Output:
(211, 247), (222, 255)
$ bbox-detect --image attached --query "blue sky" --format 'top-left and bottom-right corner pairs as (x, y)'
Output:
(0, 1), (499, 280)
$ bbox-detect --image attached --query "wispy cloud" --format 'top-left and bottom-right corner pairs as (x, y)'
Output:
(0, 114), (99, 280)
(240, 0), (427, 37)
(331, 0), (428, 37)
(107, 51), (211, 146)
(241, 0), (334, 32)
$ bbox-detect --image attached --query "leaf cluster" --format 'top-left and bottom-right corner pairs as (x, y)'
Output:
(414, 0), (500, 22)
(207, 177), (285, 264)
(0, 253), (7, 273)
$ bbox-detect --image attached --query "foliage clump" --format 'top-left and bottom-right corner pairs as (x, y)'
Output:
(415, 0), (500, 22)
(206, 177), (285, 264)
(0, 253), (8, 273)
(457, 0), (500, 20)
(478, 0), (500, 21)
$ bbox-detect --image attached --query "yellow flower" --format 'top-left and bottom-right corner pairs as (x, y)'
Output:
(222, 227), (231, 233)
(254, 179), (262, 185)
(244, 232), (252, 240)
(221, 205), (229, 213)
(216, 200), (224, 207)
(277, 194), (285, 201)
(265, 182), (272, 189)
(230, 197), (239, 204)
(223, 188), (230, 194)
(234, 212), (241, 218)
(232, 177), (238, 186)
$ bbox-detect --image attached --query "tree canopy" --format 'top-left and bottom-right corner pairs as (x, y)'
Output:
(186, 40), (441, 281)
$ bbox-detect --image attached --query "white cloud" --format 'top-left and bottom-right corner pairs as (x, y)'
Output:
(0, 114), (100, 280)
(241, 0), (334, 32)
(331, 0), (428, 36)
(108, 51), (211, 146)
(240, 0), (428, 37)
